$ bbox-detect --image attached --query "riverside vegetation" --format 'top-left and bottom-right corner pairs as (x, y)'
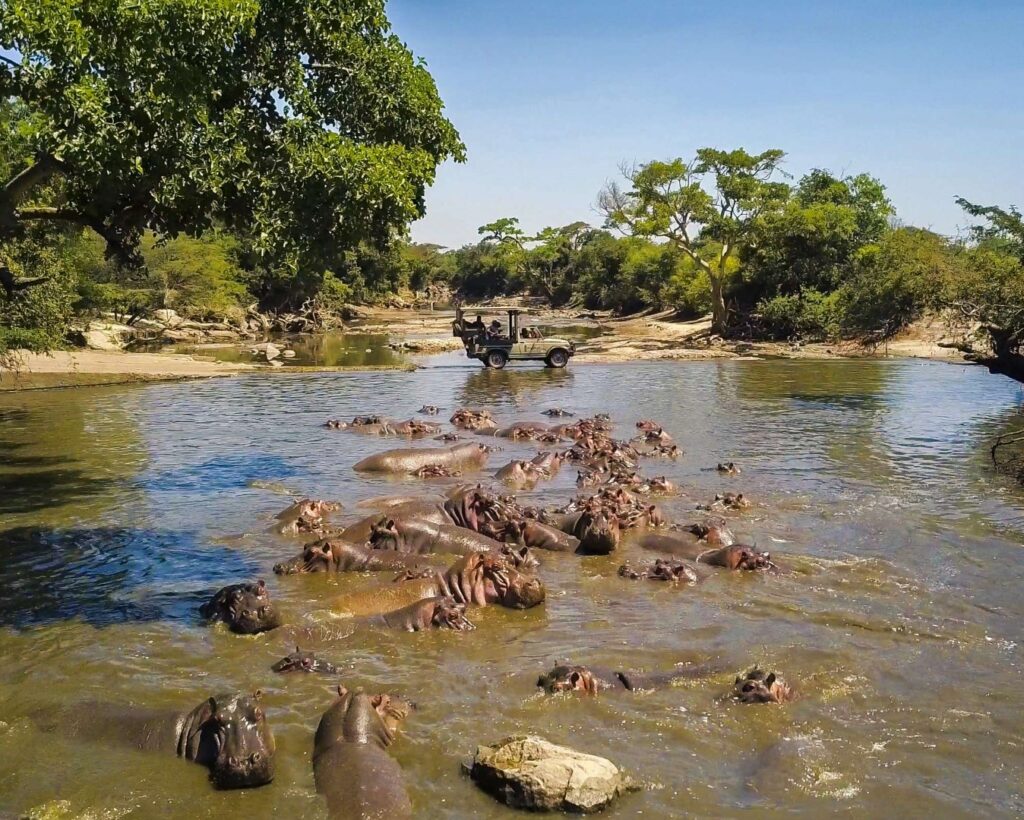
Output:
(0, 0), (1021, 377)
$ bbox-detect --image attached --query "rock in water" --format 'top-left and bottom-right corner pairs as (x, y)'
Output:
(467, 735), (633, 813)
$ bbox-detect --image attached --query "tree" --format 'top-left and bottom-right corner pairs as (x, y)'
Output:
(955, 197), (1024, 261)
(599, 148), (790, 332)
(743, 170), (893, 297)
(0, 0), (464, 274)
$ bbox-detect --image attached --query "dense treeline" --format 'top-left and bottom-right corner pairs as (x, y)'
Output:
(0, 0), (463, 351)
(0, 0), (1019, 368)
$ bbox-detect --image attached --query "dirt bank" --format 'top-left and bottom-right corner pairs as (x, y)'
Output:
(0, 349), (253, 391)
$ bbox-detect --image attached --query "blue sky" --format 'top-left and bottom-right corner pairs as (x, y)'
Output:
(388, 0), (1024, 248)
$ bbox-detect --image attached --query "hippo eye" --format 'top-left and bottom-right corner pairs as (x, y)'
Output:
(242, 609), (253, 618)
(228, 756), (239, 767)
(253, 707), (263, 720)
(742, 683), (755, 692)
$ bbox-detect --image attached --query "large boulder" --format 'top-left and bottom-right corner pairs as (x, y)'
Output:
(152, 308), (182, 327)
(466, 735), (634, 813)
(78, 322), (134, 351)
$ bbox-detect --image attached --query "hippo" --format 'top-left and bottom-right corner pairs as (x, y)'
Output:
(314, 686), (413, 819)
(640, 523), (736, 556)
(389, 419), (442, 437)
(537, 663), (713, 695)
(434, 432), (462, 442)
(542, 408), (574, 417)
(450, 408), (497, 431)
(493, 518), (581, 553)
(717, 462), (741, 475)
(274, 498), (340, 535)
(411, 463), (461, 478)
(340, 489), (498, 543)
(331, 552), (545, 615)
(200, 580), (282, 633)
(698, 544), (776, 571)
(32, 691), (274, 789)
(418, 405), (442, 415)
(530, 451), (563, 473)
(273, 539), (436, 575)
(353, 442), (489, 474)
(732, 668), (794, 703)
(547, 508), (621, 555)
(495, 459), (549, 487)
(368, 517), (509, 556)
(635, 419), (663, 432)
(618, 558), (698, 583)
(698, 492), (750, 511)
(272, 647), (340, 674)
(492, 421), (550, 440)
(359, 595), (476, 631)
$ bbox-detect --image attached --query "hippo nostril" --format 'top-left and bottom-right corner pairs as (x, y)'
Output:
(229, 755), (239, 767)
(250, 752), (261, 764)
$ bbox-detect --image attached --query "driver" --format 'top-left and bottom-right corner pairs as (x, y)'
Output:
(486, 319), (504, 339)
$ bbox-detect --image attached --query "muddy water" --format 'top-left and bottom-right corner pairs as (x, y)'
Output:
(1, 359), (1023, 818)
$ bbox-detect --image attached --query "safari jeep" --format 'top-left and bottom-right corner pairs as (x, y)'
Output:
(452, 307), (576, 369)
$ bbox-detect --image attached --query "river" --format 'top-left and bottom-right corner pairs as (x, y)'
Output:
(1, 357), (1022, 818)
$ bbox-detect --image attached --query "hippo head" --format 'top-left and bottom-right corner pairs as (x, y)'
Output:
(576, 509), (620, 555)
(429, 596), (476, 630)
(271, 647), (339, 674)
(317, 686), (414, 750)
(199, 580), (282, 634)
(368, 518), (401, 550)
(537, 664), (599, 695)
(478, 554), (546, 609)
(619, 559), (698, 583)
(499, 543), (541, 571)
(708, 544), (774, 571)
(273, 540), (337, 574)
(200, 691), (275, 789)
(732, 668), (794, 704)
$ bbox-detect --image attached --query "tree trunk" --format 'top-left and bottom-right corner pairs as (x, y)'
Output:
(710, 275), (727, 334)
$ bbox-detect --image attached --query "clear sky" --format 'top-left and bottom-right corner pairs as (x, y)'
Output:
(388, 0), (1024, 249)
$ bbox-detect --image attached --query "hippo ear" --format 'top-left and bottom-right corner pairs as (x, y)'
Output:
(253, 689), (263, 701)
(337, 684), (348, 697)
(765, 673), (776, 687)
(569, 671), (582, 686)
(734, 676), (742, 685)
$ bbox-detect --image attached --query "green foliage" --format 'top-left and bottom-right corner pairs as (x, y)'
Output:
(757, 290), (841, 340)
(838, 228), (957, 336)
(599, 147), (790, 330)
(0, 0), (463, 270)
(947, 200), (1024, 359)
(0, 233), (78, 352)
(743, 170), (893, 297)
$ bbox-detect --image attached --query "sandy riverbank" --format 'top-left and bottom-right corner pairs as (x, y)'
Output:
(0, 349), (255, 391)
(0, 308), (979, 391)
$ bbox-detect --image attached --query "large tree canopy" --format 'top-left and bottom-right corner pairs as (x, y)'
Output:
(0, 0), (464, 268)
(600, 148), (789, 332)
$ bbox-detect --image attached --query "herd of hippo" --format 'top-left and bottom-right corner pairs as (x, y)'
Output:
(34, 406), (795, 817)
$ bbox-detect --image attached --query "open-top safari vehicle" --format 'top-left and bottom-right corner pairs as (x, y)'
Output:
(452, 306), (576, 369)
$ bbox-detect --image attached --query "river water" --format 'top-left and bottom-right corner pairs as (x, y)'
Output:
(1, 357), (1022, 818)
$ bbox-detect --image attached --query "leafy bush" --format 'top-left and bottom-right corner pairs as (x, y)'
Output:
(757, 290), (841, 340)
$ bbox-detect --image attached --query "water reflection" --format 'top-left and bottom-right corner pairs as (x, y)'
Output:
(175, 332), (405, 367)
(0, 527), (258, 628)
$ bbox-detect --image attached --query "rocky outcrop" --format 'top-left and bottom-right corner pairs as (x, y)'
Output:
(466, 735), (635, 813)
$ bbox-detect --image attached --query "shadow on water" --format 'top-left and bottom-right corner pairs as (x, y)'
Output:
(0, 527), (261, 628)
(138, 453), (300, 493)
(457, 365), (574, 407)
(0, 463), (123, 515)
